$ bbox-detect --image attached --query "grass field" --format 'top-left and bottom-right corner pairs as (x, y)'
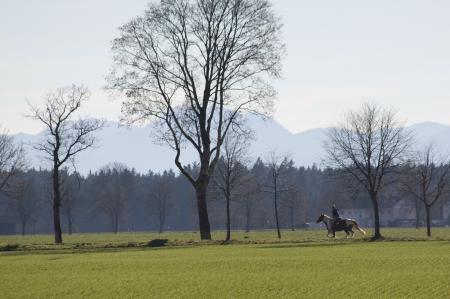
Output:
(1, 229), (450, 298)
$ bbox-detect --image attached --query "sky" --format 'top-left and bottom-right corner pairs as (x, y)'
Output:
(1, 0), (450, 134)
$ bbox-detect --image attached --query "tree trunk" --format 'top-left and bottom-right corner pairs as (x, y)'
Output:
(67, 209), (73, 235)
(114, 214), (119, 234)
(225, 193), (231, 241)
(371, 196), (382, 240)
(52, 167), (63, 244)
(21, 219), (26, 236)
(195, 180), (212, 240)
(68, 218), (73, 235)
(290, 204), (295, 231)
(425, 205), (431, 237)
(159, 215), (164, 234)
(415, 198), (421, 229)
(274, 183), (281, 239)
(245, 200), (251, 233)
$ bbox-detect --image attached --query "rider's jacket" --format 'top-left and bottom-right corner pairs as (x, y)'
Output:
(332, 206), (340, 219)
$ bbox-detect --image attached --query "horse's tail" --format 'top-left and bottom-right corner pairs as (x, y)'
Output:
(353, 221), (366, 235)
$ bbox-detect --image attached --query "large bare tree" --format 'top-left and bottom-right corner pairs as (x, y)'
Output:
(403, 144), (450, 237)
(0, 126), (25, 193)
(108, 0), (283, 240)
(28, 85), (104, 243)
(325, 102), (411, 239)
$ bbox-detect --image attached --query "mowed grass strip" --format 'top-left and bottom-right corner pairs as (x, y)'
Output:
(2, 228), (450, 251)
(1, 241), (450, 298)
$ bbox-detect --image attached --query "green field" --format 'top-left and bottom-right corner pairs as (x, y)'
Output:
(1, 229), (450, 298)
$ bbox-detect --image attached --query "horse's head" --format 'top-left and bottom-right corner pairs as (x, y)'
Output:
(316, 213), (325, 223)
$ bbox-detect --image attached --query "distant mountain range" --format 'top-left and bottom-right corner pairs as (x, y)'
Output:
(14, 117), (450, 174)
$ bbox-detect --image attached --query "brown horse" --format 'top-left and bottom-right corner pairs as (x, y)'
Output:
(316, 214), (366, 238)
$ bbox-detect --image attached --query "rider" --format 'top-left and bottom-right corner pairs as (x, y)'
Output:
(332, 204), (341, 227)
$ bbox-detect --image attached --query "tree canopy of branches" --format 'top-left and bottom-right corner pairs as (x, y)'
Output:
(403, 144), (450, 237)
(28, 85), (104, 243)
(0, 126), (25, 193)
(108, 0), (284, 240)
(325, 102), (411, 239)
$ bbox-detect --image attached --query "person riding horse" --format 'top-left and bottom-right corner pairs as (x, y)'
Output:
(316, 213), (366, 238)
(332, 204), (342, 228)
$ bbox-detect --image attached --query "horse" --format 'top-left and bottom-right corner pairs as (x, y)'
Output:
(316, 213), (366, 238)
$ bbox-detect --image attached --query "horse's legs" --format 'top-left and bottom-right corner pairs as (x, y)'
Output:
(345, 230), (350, 239)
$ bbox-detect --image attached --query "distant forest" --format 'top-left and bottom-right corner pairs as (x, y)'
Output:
(1, 159), (449, 236)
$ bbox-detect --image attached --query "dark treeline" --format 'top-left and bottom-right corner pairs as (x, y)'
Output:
(1, 160), (449, 236)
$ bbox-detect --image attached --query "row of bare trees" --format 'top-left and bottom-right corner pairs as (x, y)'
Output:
(0, 166), (179, 236)
(1, 140), (448, 239)
(325, 102), (450, 239)
(211, 130), (305, 241)
(1, 0), (284, 242)
(3, 92), (450, 242)
(402, 145), (450, 237)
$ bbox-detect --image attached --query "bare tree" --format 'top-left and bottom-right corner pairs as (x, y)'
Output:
(213, 131), (251, 241)
(403, 144), (450, 237)
(146, 172), (175, 233)
(108, 0), (284, 240)
(240, 158), (265, 232)
(95, 163), (134, 233)
(325, 102), (411, 239)
(399, 164), (423, 229)
(265, 151), (291, 239)
(0, 126), (25, 193)
(7, 173), (42, 235)
(60, 169), (81, 235)
(28, 85), (104, 243)
(281, 184), (305, 231)
(240, 172), (262, 233)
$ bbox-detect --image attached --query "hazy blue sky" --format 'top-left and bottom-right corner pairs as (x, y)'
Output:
(1, 0), (450, 134)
